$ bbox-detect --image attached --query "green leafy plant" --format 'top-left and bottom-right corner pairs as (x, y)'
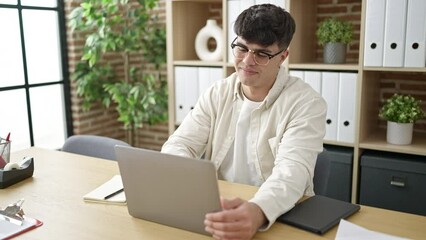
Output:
(69, 0), (167, 145)
(316, 18), (353, 45)
(379, 93), (425, 123)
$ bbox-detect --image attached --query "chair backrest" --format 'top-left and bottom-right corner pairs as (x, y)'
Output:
(61, 135), (130, 161)
(313, 150), (331, 196)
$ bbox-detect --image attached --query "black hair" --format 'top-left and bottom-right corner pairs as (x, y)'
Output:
(234, 4), (296, 49)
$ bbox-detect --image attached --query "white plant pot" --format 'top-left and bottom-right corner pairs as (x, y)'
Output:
(386, 121), (413, 145)
(195, 19), (223, 61)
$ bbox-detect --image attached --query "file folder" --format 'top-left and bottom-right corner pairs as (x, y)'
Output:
(174, 66), (187, 124)
(184, 67), (199, 118)
(404, 0), (426, 67)
(383, 0), (408, 67)
(304, 71), (322, 94)
(321, 72), (339, 141)
(289, 70), (304, 81)
(364, 0), (386, 67)
(227, 0), (240, 63)
(337, 73), (357, 143)
(174, 67), (199, 124)
(198, 67), (222, 97)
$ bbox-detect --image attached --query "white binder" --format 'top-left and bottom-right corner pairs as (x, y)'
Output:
(227, 0), (240, 63)
(209, 67), (223, 87)
(174, 66), (187, 124)
(404, 0), (426, 67)
(174, 67), (199, 124)
(321, 72), (339, 141)
(304, 71), (322, 94)
(289, 70), (304, 82)
(364, 0), (386, 67)
(185, 67), (199, 118)
(337, 73), (357, 143)
(198, 67), (211, 97)
(269, 0), (285, 7)
(255, 0), (270, 5)
(383, 0), (408, 67)
(198, 67), (222, 97)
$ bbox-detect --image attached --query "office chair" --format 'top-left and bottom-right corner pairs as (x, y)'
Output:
(313, 150), (331, 196)
(61, 135), (130, 161)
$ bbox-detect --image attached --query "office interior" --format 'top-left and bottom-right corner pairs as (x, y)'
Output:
(0, 0), (425, 225)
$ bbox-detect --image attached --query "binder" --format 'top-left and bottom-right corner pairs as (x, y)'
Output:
(174, 66), (198, 124)
(337, 73), (357, 143)
(383, 0), (408, 67)
(184, 67), (199, 119)
(240, 0), (255, 11)
(174, 66), (187, 124)
(269, 0), (286, 7)
(321, 72), (339, 141)
(403, 0), (426, 67)
(363, 0), (386, 67)
(198, 67), (221, 97)
(209, 67), (222, 88)
(255, 0), (270, 5)
(304, 71), (322, 94)
(289, 70), (304, 81)
(227, 0), (240, 63)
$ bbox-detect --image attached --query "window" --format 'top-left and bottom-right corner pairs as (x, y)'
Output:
(0, 0), (71, 151)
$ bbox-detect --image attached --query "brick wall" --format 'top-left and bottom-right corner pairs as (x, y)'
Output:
(64, 0), (168, 150)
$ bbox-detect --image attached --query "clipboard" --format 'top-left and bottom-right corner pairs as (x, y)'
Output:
(0, 216), (43, 239)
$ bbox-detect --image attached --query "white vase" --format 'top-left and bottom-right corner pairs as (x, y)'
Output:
(386, 121), (414, 145)
(195, 19), (223, 61)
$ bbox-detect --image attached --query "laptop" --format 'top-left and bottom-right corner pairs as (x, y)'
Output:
(115, 145), (221, 235)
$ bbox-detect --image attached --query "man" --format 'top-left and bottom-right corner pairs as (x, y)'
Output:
(162, 4), (326, 240)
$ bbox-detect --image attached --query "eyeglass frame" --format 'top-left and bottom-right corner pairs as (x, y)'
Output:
(230, 37), (286, 65)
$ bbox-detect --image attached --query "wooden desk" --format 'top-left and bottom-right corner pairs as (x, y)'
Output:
(1, 147), (425, 240)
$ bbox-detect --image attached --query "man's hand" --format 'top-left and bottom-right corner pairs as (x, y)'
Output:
(204, 197), (267, 240)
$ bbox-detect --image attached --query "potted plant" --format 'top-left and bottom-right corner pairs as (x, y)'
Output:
(379, 93), (425, 145)
(69, 0), (167, 145)
(316, 17), (353, 64)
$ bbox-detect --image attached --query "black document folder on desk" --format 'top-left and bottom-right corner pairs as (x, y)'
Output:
(277, 195), (360, 234)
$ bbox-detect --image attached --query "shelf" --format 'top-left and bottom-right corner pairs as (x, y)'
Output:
(363, 67), (426, 73)
(289, 63), (359, 71)
(359, 129), (426, 156)
(174, 60), (224, 67)
(323, 140), (354, 148)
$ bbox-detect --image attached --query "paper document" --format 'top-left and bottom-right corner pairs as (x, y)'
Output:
(83, 175), (126, 205)
(335, 219), (408, 240)
(0, 216), (42, 239)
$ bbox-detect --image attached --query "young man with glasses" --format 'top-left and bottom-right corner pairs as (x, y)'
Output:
(162, 4), (326, 239)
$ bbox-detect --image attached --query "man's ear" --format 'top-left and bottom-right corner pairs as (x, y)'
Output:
(279, 50), (289, 66)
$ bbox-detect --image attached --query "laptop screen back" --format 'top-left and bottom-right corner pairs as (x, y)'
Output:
(115, 145), (221, 235)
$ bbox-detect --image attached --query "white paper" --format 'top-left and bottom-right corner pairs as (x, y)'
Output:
(83, 175), (126, 205)
(335, 219), (409, 240)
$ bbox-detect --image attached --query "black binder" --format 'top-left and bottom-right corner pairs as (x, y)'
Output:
(277, 195), (360, 234)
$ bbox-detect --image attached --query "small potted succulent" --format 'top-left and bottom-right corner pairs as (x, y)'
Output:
(316, 18), (353, 64)
(379, 93), (425, 145)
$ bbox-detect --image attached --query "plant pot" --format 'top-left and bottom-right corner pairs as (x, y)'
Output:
(386, 121), (413, 145)
(323, 43), (347, 64)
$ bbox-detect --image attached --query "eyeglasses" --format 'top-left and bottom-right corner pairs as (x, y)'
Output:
(230, 37), (285, 66)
